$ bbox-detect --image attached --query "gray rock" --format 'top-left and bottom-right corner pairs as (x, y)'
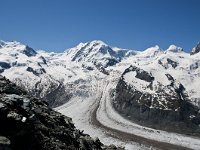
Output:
(23, 46), (37, 57)
(166, 58), (178, 68)
(0, 136), (10, 145)
(0, 136), (12, 150)
(26, 67), (46, 76)
(191, 42), (200, 55)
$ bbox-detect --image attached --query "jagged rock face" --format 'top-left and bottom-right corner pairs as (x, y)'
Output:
(113, 66), (200, 135)
(191, 42), (200, 55)
(0, 75), (120, 150)
(23, 46), (37, 57)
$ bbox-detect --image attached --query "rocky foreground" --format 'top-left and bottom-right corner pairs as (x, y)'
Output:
(0, 75), (122, 150)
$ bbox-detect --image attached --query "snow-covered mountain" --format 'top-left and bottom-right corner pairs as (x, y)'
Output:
(63, 40), (137, 68)
(1, 39), (200, 140)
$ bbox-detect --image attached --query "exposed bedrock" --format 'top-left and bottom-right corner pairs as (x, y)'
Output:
(113, 66), (200, 136)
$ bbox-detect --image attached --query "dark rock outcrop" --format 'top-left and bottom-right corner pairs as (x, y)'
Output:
(42, 82), (72, 107)
(94, 62), (110, 75)
(166, 58), (178, 68)
(0, 62), (11, 73)
(191, 42), (200, 55)
(0, 75), (121, 150)
(190, 60), (200, 70)
(0, 62), (11, 69)
(23, 46), (37, 57)
(122, 65), (154, 82)
(26, 67), (46, 76)
(113, 66), (200, 136)
(158, 58), (178, 69)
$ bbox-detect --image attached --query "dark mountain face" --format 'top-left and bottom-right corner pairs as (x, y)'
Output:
(23, 46), (37, 57)
(0, 75), (121, 150)
(191, 42), (200, 55)
(0, 62), (11, 73)
(112, 66), (200, 136)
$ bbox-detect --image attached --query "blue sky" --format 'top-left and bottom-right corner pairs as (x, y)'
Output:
(0, 0), (200, 52)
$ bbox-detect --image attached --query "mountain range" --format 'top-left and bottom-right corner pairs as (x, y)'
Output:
(0, 40), (200, 149)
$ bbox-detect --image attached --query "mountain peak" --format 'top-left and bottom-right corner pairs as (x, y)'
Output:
(191, 42), (200, 55)
(84, 40), (108, 49)
(81, 40), (108, 51)
(88, 40), (107, 46)
(65, 40), (108, 53)
(138, 45), (162, 57)
(146, 45), (161, 51)
(0, 40), (37, 57)
(166, 45), (183, 53)
(0, 40), (22, 48)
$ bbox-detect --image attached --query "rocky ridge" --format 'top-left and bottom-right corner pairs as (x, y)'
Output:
(191, 42), (200, 55)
